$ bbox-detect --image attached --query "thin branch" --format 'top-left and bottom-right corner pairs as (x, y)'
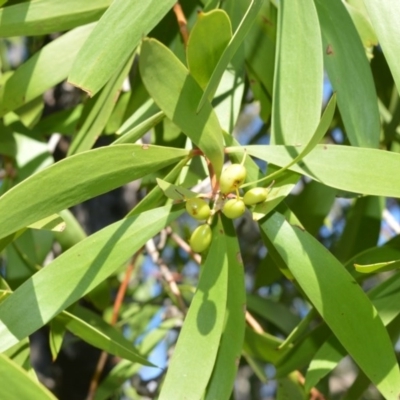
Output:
(146, 238), (187, 313)
(86, 250), (141, 400)
(166, 226), (201, 264)
(245, 310), (264, 334)
(173, 3), (189, 47)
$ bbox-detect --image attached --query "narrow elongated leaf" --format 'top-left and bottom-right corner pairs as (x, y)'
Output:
(113, 111), (165, 145)
(227, 144), (400, 198)
(58, 306), (152, 366)
(205, 216), (246, 400)
(156, 178), (197, 200)
(271, 0), (323, 145)
(0, 353), (57, 400)
(158, 219), (229, 400)
(68, 0), (176, 96)
(95, 318), (179, 400)
(0, 144), (188, 239)
(355, 260), (400, 274)
(0, 0), (110, 37)
(260, 212), (400, 400)
(28, 214), (66, 232)
(246, 294), (300, 335)
(0, 205), (184, 352)
(68, 55), (134, 155)
(334, 196), (383, 262)
(197, 0), (264, 111)
(314, 0), (380, 148)
(139, 39), (224, 176)
(363, 1), (400, 96)
(0, 24), (95, 117)
(187, 10), (232, 91)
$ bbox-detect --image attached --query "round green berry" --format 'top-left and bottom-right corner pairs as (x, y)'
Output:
(219, 164), (247, 194)
(190, 224), (212, 253)
(222, 198), (246, 219)
(243, 187), (268, 206)
(186, 197), (211, 220)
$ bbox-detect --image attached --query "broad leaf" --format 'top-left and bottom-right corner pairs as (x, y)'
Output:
(197, 0), (264, 111)
(0, 205), (184, 352)
(187, 10), (232, 92)
(0, 144), (188, 239)
(68, 0), (176, 96)
(139, 38), (224, 176)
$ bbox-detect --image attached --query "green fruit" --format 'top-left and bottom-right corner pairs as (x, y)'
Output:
(222, 198), (246, 219)
(186, 197), (211, 220)
(190, 224), (212, 253)
(243, 187), (268, 206)
(219, 164), (247, 194)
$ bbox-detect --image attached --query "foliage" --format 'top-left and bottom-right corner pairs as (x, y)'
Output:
(0, 0), (400, 399)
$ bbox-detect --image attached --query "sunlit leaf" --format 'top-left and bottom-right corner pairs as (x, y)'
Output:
(68, 0), (176, 96)
(0, 205), (184, 352)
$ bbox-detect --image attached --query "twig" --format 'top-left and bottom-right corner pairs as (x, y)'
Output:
(86, 251), (142, 400)
(173, 3), (189, 47)
(166, 226), (201, 264)
(297, 371), (326, 400)
(245, 310), (264, 334)
(146, 239), (187, 313)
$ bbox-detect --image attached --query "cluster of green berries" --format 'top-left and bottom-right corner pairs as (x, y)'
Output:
(187, 163), (269, 253)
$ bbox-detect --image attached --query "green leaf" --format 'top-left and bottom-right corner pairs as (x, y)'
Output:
(158, 218), (229, 400)
(0, 144), (188, 239)
(95, 318), (179, 400)
(227, 144), (400, 198)
(0, 353), (57, 400)
(0, 0), (110, 37)
(197, 0), (264, 112)
(205, 216), (246, 400)
(58, 306), (152, 366)
(354, 260), (400, 274)
(0, 205), (184, 352)
(68, 0), (176, 96)
(0, 24), (95, 117)
(243, 325), (287, 364)
(304, 335), (344, 393)
(251, 169), (301, 221)
(334, 196), (383, 262)
(53, 209), (86, 252)
(246, 294), (300, 335)
(156, 178), (198, 201)
(277, 374), (306, 400)
(28, 214), (66, 232)
(139, 38), (224, 176)
(113, 111), (165, 145)
(187, 10), (232, 92)
(260, 212), (400, 400)
(271, 0), (323, 145)
(68, 54), (134, 155)
(287, 181), (336, 236)
(363, 1), (400, 96)
(49, 318), (65, 362)
(314, 0), (380, 148)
